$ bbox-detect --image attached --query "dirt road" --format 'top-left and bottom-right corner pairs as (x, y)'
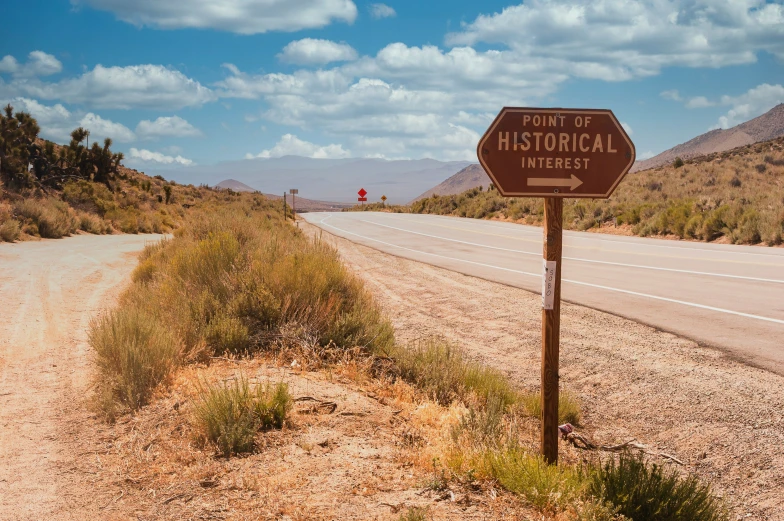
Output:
(305, 222), (784, 520)
(0, 234), (161, 521)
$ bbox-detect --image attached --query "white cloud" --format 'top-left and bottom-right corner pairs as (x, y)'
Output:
(621, 122), (633, 136)
(684, 96), (714, 109)
(129, 147), (193, 165)
(278, 39), (358, 65)
(136, 115), (202, 139)
(715, 83), (784, 129)
(217, 45), (565, 159)
(369, 3), (396, 19)
(638, 151), (655, 160)
(0, 51), (62, 77)
(662, 90), (715, 109)
(447, 0), (784, 80)
(12, 63), (214, 110)
(660, 89), (682, 102)
(79, 113), (136, 143)
(73, 0), (358, 34)
(246, 134), (351, 159)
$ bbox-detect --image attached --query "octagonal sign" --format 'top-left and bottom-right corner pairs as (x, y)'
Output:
(477, 107), (635, 198)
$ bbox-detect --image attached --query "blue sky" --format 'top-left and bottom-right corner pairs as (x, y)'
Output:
(1, 0), (783, 172)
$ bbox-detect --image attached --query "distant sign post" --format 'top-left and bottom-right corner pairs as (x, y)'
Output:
(289, 189), (298, 221)
(358, 188), (368, 206)
(381, 195), (387, 206)
(477, 107), (634, 465)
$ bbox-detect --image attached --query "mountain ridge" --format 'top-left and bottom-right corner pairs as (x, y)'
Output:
(632, 103), (784, 171)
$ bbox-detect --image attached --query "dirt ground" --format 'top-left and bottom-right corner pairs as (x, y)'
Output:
(0, 234), (164, 520)
(303, 222), (784, 520)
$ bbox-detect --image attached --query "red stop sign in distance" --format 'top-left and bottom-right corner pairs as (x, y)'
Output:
(358, 188), (367, 197)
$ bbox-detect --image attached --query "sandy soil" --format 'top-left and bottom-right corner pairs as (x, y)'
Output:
(0, 234), (163, 521)
(304, 222), (784, 520)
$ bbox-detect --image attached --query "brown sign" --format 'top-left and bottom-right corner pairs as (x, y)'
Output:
(477, 108), (635, 198)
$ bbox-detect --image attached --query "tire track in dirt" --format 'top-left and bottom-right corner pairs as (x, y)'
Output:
(0, 234), (162, 521)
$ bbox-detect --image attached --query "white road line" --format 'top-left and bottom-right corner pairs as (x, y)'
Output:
(378, 212), (784, 259)
(318, 214), (784, 326)
(357, 218), (784, 284)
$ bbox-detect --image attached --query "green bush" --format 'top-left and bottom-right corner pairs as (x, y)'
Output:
(488, 447), (584, 513)
(589, 453), (729, 521)
(191, 376), (291, 456)
(89, 307), (181, 413)
(673, 157), (684, 168)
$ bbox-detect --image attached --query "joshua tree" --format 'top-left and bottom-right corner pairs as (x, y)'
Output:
(1, 104), (127, 190)
(0, 104), (40, 187)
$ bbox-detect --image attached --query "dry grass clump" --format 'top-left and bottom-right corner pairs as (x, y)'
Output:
(0, 218), (20, 242)
(412, 137), (784, 245)
(389, 338), (520, 407)
(14, 197), (78, 238)
(89, 307), (181, 417)
(0, 202), (21, 242)
(398, 506), (429, 521)
(521, 389), (582, 425)
(191, 375), (291, 456)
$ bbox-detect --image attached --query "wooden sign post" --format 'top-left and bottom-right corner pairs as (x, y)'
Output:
(289, 189), (298, 221)
(477, 107), (634, 464)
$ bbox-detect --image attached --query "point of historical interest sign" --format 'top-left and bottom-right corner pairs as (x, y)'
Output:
(477, 108), (635, 198)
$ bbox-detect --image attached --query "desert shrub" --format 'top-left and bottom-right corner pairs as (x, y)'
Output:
(63, 180), (116, 214)
(488, 447), (585, 513)
(0, 219), (21, 242)
(89, 307), (181, 413)
(78, 212), (111, 234)
(14, 198), (78, 238)
(673, 157), (684, 168)
(398, 507), (429, 521)
(729, 176), (742, 187)
(589, 452), (729, 521)
(191, 376), (291, 456)
(391, 337), (519, 407)
(754, 163), (767, 173)
(204, 314), (251, 354)
(97, 199), (396, 412)
(521, 389), (582, 425)
(764, 155), (784, 166)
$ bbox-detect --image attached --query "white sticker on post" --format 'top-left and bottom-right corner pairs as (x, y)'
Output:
(542, 259), (557, 310)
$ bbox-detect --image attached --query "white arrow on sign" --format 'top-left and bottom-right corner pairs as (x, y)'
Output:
(527, 174), (583, 191)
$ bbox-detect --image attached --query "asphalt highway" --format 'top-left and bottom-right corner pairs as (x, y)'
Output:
(303, 211), (784, 374)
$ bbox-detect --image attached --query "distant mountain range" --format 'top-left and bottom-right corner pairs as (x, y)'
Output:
(412, 164), (489, 201)
(632, 103), (784, 171)
(215, 179), (353, 211)
(166, 156), (472, 205)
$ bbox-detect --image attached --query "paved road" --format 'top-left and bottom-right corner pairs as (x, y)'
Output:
(303, 211), (784, 374)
